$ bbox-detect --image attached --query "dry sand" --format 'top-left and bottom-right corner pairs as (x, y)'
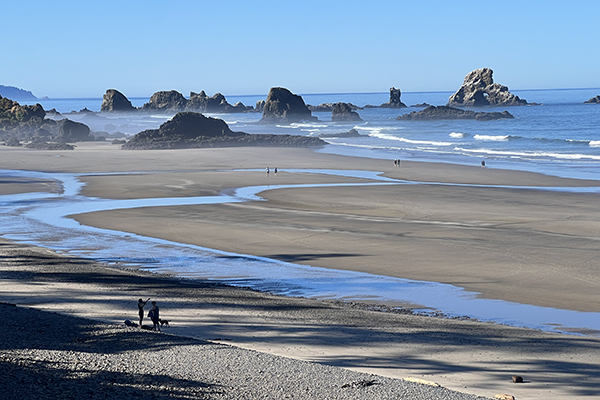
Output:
(2, 142), (600, 399)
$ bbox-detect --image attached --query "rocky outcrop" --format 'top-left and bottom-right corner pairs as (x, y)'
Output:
(397, 105), (514, 121)
(380, 87), (407, 108)
(308, 103), (360, 112)
(101, 89), (136, 112)
(410, 103), (432, 108)
(138, 90), (253, 114)
(0, 95), (94, 143)
(255, 100), (266, 113)
(260, 87), (317, 123)
(123, 112), (326, 150)
(584, 95), (600, 104)
(331, 103), (362, 122)
(448, 68), (528, 107)
(57, 119), (94, 142)
(317, 129), (364, 138)
(365, 87), (407, 108)
(141, 90), (187, 113)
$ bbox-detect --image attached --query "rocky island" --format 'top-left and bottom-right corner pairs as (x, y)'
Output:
(364, 87), (407, 108)
(122, 112), (326, 150)
(259, 87), (317, 124)
(101, 89), (254, 114)
(397, 105), (514, 121)
(584, 95), (600, 104)
(331, 102), (363, 121)
(448, 68), (529, 107)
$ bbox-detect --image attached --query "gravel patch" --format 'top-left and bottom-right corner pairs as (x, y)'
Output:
(1, 304), (490, 400)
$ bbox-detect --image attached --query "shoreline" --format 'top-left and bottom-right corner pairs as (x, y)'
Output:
(2, 143), (600, 398)
(2, 143), (600, 313)
(3, 238), (600, 400)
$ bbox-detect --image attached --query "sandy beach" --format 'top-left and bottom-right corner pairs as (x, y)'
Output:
(2, 142), (600, 399)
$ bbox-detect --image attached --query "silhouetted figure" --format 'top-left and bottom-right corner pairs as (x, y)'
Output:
(148, 301), (160, 332)
(138, 298), (150, 327)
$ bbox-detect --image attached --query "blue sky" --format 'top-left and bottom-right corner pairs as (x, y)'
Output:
(2, 0), (599, 98)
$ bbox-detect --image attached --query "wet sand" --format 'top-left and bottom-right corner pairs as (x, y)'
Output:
(2, 142), (600, 399)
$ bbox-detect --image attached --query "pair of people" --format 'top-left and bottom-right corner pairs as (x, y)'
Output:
(137, 298), (161, 331)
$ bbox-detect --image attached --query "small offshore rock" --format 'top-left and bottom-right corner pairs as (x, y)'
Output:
(584, 95), (600, 104)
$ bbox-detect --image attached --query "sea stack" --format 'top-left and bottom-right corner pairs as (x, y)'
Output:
(380, 87), (407, 108)
(101, 89), (136, 112)
(331, 102), (363, 121)
(448, 68), (528, 107)
(260, 87), (317, 123)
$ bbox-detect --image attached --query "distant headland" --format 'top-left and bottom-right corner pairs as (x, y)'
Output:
(0, 85), (37, 101)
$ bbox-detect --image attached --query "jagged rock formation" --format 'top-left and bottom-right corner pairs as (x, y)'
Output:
(331, 103), (362, 122)
(380, 87), (407, 108)
(141, 90), (187, 113)
(365, 87), (407, 108)
(137, 90), (253, 114)
(255, 100), (266, 113)
(260, 87), (317, 123)
(584, 95), (600, 104)
(447, 68), (528, 107)
(397, 105), (514, 121)
(122, 112), (326, 150)
(186, 91), (252, 113)
(0, 95), (93, 143)
(101, 89), (136, 112)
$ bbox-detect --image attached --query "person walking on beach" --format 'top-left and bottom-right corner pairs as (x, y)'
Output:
(148, 301), (160, 332)
(274, 167), (278, 176)
(138, 298), (150, 327)
(266, 166), (270, 177)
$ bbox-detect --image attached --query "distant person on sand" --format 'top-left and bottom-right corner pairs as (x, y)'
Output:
(274, 167), (278, 176)
(266, 166), (270, 176)
(138, 298), (150, 327)
(481, 160), (486, 168)
(148, 301), (160, 332)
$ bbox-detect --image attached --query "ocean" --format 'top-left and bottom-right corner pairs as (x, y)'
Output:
(23, 88), (600, 180)
(7, 88), (600, 335)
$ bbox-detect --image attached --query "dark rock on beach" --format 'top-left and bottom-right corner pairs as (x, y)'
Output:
(101, 89), (136, 112)
(397, 105), (514, 121)
(57, 119), (94, 142)
(448, 68), (528, 107)
(260, 87), (317, 123)
(584, 95), (600, 104)
(331, 102), (363, 122)
(122, 112), (326, 150)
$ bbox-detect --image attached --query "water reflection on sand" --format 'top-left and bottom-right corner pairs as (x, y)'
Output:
(1, 168), (600, 336)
